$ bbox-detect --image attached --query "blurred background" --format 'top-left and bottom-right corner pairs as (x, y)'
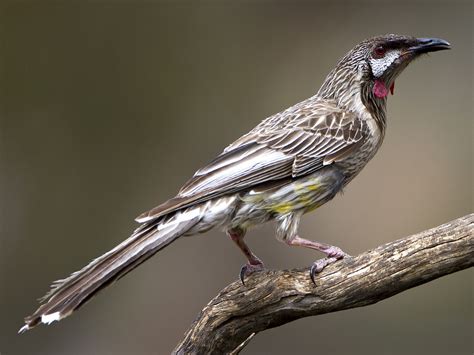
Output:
(1, 1), (472, 354)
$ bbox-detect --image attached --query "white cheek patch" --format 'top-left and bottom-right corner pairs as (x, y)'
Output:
(370, 50), (401, 77)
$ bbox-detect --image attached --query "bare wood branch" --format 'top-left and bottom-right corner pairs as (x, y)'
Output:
(174, 214), (473, 354)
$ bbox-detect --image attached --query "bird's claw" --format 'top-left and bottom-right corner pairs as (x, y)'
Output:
(310, 247), (349, 284)
(239, 262), (265, 285)
(309, 257), (338, 284)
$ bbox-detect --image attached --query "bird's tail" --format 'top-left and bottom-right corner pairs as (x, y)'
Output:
(19, 207), (203, 333)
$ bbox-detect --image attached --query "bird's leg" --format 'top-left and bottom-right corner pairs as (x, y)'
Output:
(286, 235), (349, 284)
(227, 227), (265, 285)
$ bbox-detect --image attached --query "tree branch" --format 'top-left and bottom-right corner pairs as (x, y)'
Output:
(174, 214), (473, 354)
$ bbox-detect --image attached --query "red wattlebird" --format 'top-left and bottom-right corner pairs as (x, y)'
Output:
(20, 34), (450, 332)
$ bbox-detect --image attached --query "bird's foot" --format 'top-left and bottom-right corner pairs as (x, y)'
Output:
(323, 245), (349, 259)
(310, 246), (349, 284)
(240, 261), (265, 285)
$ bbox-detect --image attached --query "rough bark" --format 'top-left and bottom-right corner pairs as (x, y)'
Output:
(174, 214), (473, 354)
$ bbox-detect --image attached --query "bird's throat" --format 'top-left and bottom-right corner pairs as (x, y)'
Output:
(373, 80), (395, 98)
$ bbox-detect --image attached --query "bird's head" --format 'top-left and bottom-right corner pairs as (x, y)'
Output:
(361, 34), (450, 99)
(318, 34), (450, 120)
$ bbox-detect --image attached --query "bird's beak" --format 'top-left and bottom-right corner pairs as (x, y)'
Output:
(409, 37), (451, 54)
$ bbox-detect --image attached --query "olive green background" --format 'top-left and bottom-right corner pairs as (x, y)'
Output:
(1, 1), (472, 354)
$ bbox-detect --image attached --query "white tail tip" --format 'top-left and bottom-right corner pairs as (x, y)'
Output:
(18, 324), (30, 334)
(41, 312), (61, 325)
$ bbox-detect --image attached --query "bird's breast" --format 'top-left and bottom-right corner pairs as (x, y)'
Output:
(337, 122), (384, 178)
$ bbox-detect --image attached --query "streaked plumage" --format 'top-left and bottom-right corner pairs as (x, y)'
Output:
(20, 34), (450, 332)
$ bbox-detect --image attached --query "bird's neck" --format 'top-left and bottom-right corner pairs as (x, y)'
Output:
(317, 69), (387, 134)
(360, 79), (388, 134)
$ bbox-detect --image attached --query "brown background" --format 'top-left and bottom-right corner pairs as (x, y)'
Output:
(1, 1), (472, 354)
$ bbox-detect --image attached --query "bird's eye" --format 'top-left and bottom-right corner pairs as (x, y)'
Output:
(373, 45), (386, 58)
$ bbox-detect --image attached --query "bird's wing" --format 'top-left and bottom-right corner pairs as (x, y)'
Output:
(136, 100), (368, 222)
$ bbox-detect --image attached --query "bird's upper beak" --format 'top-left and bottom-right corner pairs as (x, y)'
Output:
(409, 37), (451, 54)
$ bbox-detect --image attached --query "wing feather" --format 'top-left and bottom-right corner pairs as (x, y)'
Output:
(136, 99), (369, 222)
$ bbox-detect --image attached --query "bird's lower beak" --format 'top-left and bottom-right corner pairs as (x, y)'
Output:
(409, 37), (451, 54)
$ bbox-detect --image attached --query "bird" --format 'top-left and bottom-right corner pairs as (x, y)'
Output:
(20, 34), (450, 332)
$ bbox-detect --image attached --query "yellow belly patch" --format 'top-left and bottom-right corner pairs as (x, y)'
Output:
(270, 202), (295, 214)
(268, 180), (322, 214)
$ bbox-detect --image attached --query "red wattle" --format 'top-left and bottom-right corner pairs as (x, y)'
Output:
(373, 80), (389, 98)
